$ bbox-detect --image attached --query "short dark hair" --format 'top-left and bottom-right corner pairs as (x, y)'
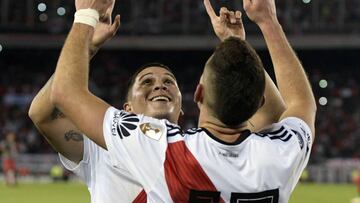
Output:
(125, 63), (174, 101)
(205, 37), (265, 126)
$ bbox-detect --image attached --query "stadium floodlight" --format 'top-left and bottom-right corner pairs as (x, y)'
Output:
(319, 79), (328, 88)
(319, 97), (328, 106)
(37, 3), (47, 12)
(39, 13), (48, 22)
(57, 7), (66, 16)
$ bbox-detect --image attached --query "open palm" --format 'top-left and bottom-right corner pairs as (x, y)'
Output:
(92, 14), (120, 48)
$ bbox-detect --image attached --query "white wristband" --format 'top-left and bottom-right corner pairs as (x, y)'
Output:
(74, 9), (99, 28)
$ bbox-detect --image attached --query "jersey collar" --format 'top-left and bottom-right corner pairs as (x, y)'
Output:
(201, 128), (252, 146)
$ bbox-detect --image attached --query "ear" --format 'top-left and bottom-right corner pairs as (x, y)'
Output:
(180, 109), (185, 116)
(123, 102), (132, 112)
(194, 84), (204, 104)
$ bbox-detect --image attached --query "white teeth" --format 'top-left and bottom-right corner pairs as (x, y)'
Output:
(151, 96), (170, 102)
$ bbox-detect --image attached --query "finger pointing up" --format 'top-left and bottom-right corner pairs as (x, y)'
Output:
(204, 0), (217, 20)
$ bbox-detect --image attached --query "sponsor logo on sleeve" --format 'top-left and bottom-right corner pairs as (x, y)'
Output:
(111, 111), (139, 139)
(140, 123), (163, 141)
(111, 111), (121, 136)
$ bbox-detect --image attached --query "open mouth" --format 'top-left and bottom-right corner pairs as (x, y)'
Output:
(150, 95), (171, 102)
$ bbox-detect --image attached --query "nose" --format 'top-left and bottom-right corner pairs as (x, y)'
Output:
(154, 81), (168, 91)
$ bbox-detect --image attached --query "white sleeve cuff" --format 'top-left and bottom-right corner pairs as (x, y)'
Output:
(58, 135), (90, 171)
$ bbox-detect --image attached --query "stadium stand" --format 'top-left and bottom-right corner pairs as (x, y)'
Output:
(0, 0), (359, 35)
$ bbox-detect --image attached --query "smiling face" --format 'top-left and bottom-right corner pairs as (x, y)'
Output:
(123, 66), (182, 124)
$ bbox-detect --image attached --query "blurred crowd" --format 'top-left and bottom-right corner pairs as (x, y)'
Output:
(0, 50), (359, 165)
(1, 0), (359, 35)
(311, 69), (360, 162)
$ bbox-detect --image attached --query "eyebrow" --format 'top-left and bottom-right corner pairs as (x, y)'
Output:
(138, 72), (177, 81)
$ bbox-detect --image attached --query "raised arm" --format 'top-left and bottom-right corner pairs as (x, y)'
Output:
(248, 72), (286, 130)
(29, 76), (84, 163)
(28, 2), (120, 162)
(243, 0), (316, 136)
(204, 0), (286, 130)
(50, 0), (117, 149)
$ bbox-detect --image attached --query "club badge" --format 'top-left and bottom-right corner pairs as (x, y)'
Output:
(140, 123), (163, 141)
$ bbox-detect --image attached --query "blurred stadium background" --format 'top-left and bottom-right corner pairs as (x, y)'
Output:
(0, 0), (359, 202)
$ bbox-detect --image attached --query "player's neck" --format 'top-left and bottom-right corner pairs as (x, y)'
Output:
(198, 108), (249, 143)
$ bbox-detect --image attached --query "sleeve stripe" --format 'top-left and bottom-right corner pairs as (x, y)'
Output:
(166, 122), (183, 138)
(268, 131), (288, 139)
(168, 132), (182, 137)
(269, 131), (292, 142)
(279, 133), (292, 142)
(266, 126), (285, 135)
(255, 126), (293, 142)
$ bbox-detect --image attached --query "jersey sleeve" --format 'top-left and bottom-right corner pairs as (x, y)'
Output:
(279, 117), (313, 153)
(259, 117), (313, 192)
(103, 106), (168, 191)
(59, 135), (94, 187)
(278, 117), (313, 190)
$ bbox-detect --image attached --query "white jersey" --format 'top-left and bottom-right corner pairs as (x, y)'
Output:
(59, 137), (146, 203)
(103, 107), (313, 203)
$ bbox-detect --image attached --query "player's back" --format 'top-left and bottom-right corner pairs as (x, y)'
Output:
(103, 107), (312, 203)
(163, 119), (311, 203)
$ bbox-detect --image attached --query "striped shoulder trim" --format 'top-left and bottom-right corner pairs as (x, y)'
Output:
(186, 128), (203, 135)
(255, 126), (292, 142)
(166, 123), (183, 137)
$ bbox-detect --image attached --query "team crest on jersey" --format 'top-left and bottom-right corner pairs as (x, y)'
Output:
(111, 110), (139, 139)
(140, 123), (163, 140)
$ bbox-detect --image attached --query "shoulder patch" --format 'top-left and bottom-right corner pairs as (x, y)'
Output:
(140, 122), (163, 141)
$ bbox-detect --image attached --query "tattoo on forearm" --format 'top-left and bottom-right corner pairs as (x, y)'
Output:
(51, 108), (65, 120)
(64, 130), (84, 142)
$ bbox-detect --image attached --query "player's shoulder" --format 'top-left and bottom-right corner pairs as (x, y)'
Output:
(253, 117), (312, 150)
(255, 117), (310, 137)
(105, 106), (188, 142)
(106, 106), (170, 125)
(105, 107), (142, 125)
(254, 120), (292, 142)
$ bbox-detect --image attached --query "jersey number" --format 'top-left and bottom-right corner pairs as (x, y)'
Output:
(189, 188), (279, 203)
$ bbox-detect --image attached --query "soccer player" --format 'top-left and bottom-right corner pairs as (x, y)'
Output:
(50, 0), (316, 202)
(0, 132), (18, 186)
(32, 1), (289, 203)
